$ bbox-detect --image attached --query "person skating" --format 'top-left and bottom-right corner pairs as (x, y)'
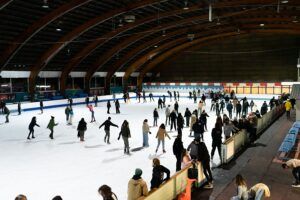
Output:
(177, 91), (180, 101)
(200, 110), (209, 131)
(142, 119), (151, 147)
(107, 100), (111, 114)
(174, 101), (179, 114)
(173, 91), (177, 101)
(197, 140), (213, 188)
(162, 95), (166, 107)
(149, 92), (155, 102)
(40, 100), (44, 114)
(98, 185), (118, 200)
(127, 168), (148, 200)
(87, 104), (96, 122)
(142, 90), (146, 103)
(3, 106), (10, 123)
(150, 158), (170, 189)
(68, 98), (73, 108)
(68, 108), (74, 125)
(282, 159), (300, 187)
(211, 123), (222, 161)
(77, 118), (87, 142)
(193, 92), (197, 103)
(94, 95), (98, 107)
(99, 117), (118, 144)
(215, 101), (220, 116)
(242, 99), (249, 116)
(155, 123), (171, 153)
(18, 101), (21, 115)
(173, 134), (184, 171)
(192, 118), (204, 141)
(184, 108), (192, 127)
(165, 105), (171, 126)
(189, 113), (197, 136)
(27, 116), (40, 139)
(220, 100), (225, 114)
(115, 99), (120, 114)
(85, 96), (89, 107)
(169, 110), (177, 131)
(153, 108), (159, 127)
(189, 91), (192, 100)
(187, 139), (199, 160)
(118, 120), (131, 154)
(236, 101), (242, 118)
(65, 106), (70, 122)
(201, 94), (206, 104)
(47, 116), (58, 139)
(198, 100), (204, 115)
(123, 92), (127, 103)
(224, 120), (239, 140)
(158, 97), (163, 109)
(227, 101), (233, 119)
(250, 100), (254, 112)
(177, 113), (184, 136)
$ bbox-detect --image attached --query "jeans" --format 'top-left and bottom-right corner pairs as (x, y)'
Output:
(156, 139), (165, 151)
(292, 167), (300, 184)
(122, 136), (129, 153)
(143, 132), (149, 147)
(153, 117), (158, 126)
(202, 160), (213, 182)
(170, 120), (176, 130)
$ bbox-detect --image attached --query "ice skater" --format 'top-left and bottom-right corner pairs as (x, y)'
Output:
(107, 100), (111, 114)
(94, 95), (98, 107)
(153, 108), (159, 127)
(99, 117), (118, 144)
(3, 106), (10, 123)
(68, 108), (74, 125)
(27, 117), (40, 140)
(40, 100), (44, 114)
(87, 104), (96, 122)
(169, 110), (177, 131)
(115, 99), (120, 114)
(142, 119), (151, 147)
(118, 120), (131, 154)
(47, 116), (58, 139)
(65, 106), (70, 122)
(77, 118), (87, 142)
(18, 102), (21, 115)
(155, 123), (171, 153)
(165, 105), (171, 126)
(143, 90), (147, 103)
(184, 108), (191, 127)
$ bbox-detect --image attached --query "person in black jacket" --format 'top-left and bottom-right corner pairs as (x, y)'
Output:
(197, 140), (213, 188)
(236, 101), (242, 118)
(94, 95), (98, 107)
(192, 118), (204, 141)
(18, 102), (21, 115)
(260, 101), (268, 115)
(153, 108), (159, 127)
(226, 101), (233, 119)
(99, 117), (118, 144)
(173, 91), (177, 101)
(173, 135), (184, 171)
(158, 98), (163, 109)
(115, 99), (120, 114)
(107, 100), (111, 114)
(40, 100), (44, 114)
(118, 120), (131, 154)
(169, 110), (177, 131)
(177, 113), (184, 136)
(211, 123), (222, 161)
(4, 106), (10, 123)
(77, 118), (87, 142)
(220, 100), (225, 114)
(200, 110), (209, 131)
(150, 158), (170, 189)
(174, 101), (179, 114)
(184, 108), (192, 127)
(27, 117), (40, 139)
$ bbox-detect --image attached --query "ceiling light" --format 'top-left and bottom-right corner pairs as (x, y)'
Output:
(154, 45), (158, 48)
(56, 28), (62, 31)
(162, 30), (166, 37)
(281, 0), (289, 3)
(118, 19), (123, 27)
(260, 23), (265, 27)
(42, 0), (49, 8)
(124, 15), (135, 23)
(183, 1), (189, 10)
(216, 18), (221, 25)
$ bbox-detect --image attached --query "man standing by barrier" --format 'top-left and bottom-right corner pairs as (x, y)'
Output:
(197, 140), (213, 188)
(282, 159), (300, 187)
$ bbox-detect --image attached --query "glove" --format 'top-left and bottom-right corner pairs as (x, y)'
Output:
(118, 136), (120, 140)
(149, 132), (152, 134)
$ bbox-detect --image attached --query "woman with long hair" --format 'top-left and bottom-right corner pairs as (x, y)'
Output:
(118, 120), (131, 154)
(231, 174), (248, 200)
(98, 185), (118, 200)
(155, 123), (171, 153)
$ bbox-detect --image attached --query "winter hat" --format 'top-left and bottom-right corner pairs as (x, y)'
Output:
(51, 116), (54, 118)
(108, 117), (111, 120)
(135, 168), (143, 176)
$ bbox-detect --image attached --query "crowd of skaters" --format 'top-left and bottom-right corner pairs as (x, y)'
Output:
(2, 89), (299, 200)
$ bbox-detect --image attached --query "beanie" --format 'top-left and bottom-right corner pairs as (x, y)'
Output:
(135, 168), (142, 176)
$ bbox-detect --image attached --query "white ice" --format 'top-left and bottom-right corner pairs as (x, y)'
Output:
(0, 94), (274, 200)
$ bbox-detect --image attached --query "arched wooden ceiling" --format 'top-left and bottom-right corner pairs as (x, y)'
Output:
(1, 0), (300, 94)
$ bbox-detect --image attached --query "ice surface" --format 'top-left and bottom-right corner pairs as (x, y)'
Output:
(0, 94), (272, 200)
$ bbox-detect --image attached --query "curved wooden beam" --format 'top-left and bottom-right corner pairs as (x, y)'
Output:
(0, 0), (13, 10)
(0, 0), (93, 70)
(136, 28), (300, 89)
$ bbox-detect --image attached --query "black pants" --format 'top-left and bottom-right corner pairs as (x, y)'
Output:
(202, 160), (213, 182)
(286, 111), (290, 119)
(185, 117), (190, 127)
(292, 167), (300, 184)
(236, 111), (241, 118)
(228, 111), (232, 119)
(176, 154), (181, 172)
(49, 129), (54, 139)
(170, 120), (176, 130)
(153, 117), (158, 127)
(116, 107), (120, 113)
(158, 104), (162, 109)
(28, 130), (34, 138)
(211, 142), (221, 160)
(107, 107), (110, 114)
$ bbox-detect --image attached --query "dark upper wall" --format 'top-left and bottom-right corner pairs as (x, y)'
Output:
(154, 34), (300, 82)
